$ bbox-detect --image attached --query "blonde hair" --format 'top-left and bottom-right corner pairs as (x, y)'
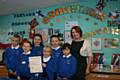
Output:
(43, 44), (52, 54)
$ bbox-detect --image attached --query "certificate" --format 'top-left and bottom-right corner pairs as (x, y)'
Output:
(29, 56), (43, 73)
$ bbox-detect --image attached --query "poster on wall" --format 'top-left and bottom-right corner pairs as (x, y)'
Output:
(64, 31), (71, 43)
(111, 54), (120, 65)
(104, 38), (119, 48)
(64, 21), (78, 43)
(36, 29), (48, 43)
(65, 21), (78, 31)
(92, 38), (102, 51)
(93, 53), (105, 64)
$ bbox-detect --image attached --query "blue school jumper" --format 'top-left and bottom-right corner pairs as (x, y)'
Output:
(31, 45), (44, 56)
(43, 56), (57, 80)
(30, 56), (57, 80)
(16, 52), (32, 78)
(57, 55), (77, 80)
(52, 47), (62, 59)
(5, 46), (23, 71)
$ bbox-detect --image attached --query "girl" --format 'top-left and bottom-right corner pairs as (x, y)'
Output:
(5, 34), (23, 79)
(30, 45), (57, 80)
(41, 45), (57, 80)
(16, 41), (32, 80)
(57, 43), (77, 80)
(32, 33), (44, 56)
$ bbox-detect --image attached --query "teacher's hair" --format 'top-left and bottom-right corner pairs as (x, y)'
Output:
(70, 26), (83, 38)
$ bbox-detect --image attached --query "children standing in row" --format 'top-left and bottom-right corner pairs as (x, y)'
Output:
(5, 34), (77, 80)
(5, 34), (23, 79)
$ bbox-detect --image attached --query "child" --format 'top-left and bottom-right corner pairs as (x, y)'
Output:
(56, 43), (77, 80)
(32, 33), (44, 56)
(50, 35), (63, 59)
(42, 45), (57, 80)
(5, 34), (23, 79)
(16, 41), (32, 80)
(30, 45), (57, 80)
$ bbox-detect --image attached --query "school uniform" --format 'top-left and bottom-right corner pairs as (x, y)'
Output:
(52, 46), (63, 66)
(30, 55), (57, 80)
(42, 56), (57, 80)
(52, 46), (63, 58)
(32, 45), (44, 56)
(5, 45), (23, 79)
(57, 54), (77, 80)
(16, 51), (32, 80)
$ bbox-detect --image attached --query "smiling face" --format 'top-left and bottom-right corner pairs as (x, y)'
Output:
(11, 36), (20, 47)
(22, 42), (32, 53)
(62, 47), (70, 56)
(43, 45), (52, 57)
(71, 29), (81, 40)
(62, 43), (71, 56)
(51, 37), (60, 48)
(33, 36), (42, 46)
(71, 26), (83, 40)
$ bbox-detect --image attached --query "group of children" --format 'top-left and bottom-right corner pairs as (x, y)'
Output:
(4, 34), (77, 80)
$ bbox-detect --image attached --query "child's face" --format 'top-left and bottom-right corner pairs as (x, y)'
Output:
(22, 42), (31, 53)
(63, 48), (70, 56)
(51, 37), (60, 48)
(43, 48), (51, 57)
(34, 36), (42, 46)
(11, 37), (20, 47)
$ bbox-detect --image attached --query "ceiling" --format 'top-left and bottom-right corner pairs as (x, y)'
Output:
(0, 0), (80, 16)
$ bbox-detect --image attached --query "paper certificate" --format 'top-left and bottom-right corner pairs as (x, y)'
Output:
(29, 56), (43, 73)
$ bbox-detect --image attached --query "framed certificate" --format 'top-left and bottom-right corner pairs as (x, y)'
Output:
(29, 56), (43, 73)
(92, 38), (102, 51)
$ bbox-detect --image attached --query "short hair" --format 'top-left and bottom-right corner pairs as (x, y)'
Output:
(50, 35), (60, 42)
(33, 33), (43, 46)
(70, 26), (83, 38)
(62, 43), (72, 53)
(13, 34), (21, 41)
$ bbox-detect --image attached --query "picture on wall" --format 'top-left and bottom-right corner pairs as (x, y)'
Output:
(92, 38), (102, 51)
(64, 21), (78, 42)
(36, 29), (48, 43)
(104, 38), (119, 48)
(93, 52), (105, 64)
(65, 21), (78, 30)
(64, 31), (71, 43)
(48, 28), (53, 36)
(111, 54), (120, 65)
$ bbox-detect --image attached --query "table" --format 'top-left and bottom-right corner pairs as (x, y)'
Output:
(86, 65), (120, 80)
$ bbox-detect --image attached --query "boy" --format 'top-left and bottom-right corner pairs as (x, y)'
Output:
(50, 35), (63, 59)
(5, 34), (23, 79)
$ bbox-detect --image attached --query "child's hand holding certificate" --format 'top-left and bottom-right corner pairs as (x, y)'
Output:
(29, 56), (43, 73)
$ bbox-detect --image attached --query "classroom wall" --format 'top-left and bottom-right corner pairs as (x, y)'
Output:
(0, 0), (120, 64)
